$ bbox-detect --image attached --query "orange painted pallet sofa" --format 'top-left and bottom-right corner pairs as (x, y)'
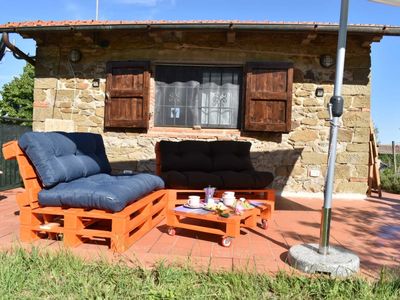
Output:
(155, 140), (276, 222)
(2, 132), (167, 252)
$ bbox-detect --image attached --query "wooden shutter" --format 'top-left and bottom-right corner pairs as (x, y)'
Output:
(244, 62), (293, 132)
(105, 61), (150, 128)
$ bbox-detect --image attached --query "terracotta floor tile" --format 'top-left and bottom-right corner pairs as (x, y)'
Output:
(211, 242), (234, 258)
(233, 257), (256, 272)
(191, 240), (213, 257)
(1, 189), (400, 277)
(210, 257), (233, 271)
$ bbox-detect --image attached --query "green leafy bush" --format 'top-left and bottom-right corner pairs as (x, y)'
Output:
(380, 153), (400, 169)
(380, 168), (400, 194)
(0, 63), (34, 122)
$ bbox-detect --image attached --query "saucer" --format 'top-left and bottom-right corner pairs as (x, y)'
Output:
(183, 203), (204, 209)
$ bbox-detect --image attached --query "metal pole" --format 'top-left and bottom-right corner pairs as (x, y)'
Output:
(96, 0), (99, 21)
(392, 141), (397, 173)
(319, 0), (349, 255)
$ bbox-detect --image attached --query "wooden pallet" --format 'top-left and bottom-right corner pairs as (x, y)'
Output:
(167, 189), (275, 222)
(2, 141), (168, 252)
(367, 123), (382, 198)
(166, 203), (258, 247)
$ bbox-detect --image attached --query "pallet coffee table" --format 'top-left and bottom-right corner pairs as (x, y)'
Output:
(166, 189), (274, 231)
(166, 204), (258, 247)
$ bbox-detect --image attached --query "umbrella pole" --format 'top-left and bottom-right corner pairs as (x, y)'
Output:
(319, 0), (349, 255)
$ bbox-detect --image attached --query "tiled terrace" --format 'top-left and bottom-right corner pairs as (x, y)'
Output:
(0, 188), (399, 278)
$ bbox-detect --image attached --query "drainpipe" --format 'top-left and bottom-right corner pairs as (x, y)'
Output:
(1, 32), (35, 66)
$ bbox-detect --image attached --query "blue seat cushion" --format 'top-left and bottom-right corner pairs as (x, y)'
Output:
(38, 173), (165, 212)
(18, 132), (111, 188)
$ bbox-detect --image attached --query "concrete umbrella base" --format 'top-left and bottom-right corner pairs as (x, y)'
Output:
(288, 243), (360, 277)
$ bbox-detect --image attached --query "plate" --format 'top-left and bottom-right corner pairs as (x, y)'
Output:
(183, 203), (204, 209)
(202, 206), (216, 211)
(203, 202), (228, 211)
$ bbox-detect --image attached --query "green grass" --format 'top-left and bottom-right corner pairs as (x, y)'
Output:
(0, 248), (399, 299)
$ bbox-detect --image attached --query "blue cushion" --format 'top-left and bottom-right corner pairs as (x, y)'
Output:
(38, 173), (165, 212)
(18, 132), (111, 188)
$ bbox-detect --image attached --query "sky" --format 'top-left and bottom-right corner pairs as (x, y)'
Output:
(0, 0), (400, 144)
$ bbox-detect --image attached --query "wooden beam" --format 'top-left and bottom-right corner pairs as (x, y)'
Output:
(174, 31), (183, 41)
(227, 31), (236, 43)
(362, 35), (383, 48)
(73, 32), (93, 43)
(148, 32), (162, 43)
(301, 33), (317, 45)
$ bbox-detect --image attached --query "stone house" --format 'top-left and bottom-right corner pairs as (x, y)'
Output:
(2, 20), (399, 198)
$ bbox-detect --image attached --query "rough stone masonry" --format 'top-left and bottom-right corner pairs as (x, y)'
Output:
(31, 29), (371, 197)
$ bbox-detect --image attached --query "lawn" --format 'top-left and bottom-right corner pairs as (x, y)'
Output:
(0, 248), (399, 299)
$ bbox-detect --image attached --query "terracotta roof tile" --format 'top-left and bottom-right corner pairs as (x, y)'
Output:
(378, 144), (400, 154)
(0, 19), (383, 28)
(1, 20), (398, 35)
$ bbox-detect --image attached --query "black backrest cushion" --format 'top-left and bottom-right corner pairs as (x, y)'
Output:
(159, 140), (213, 172)
(159, 140), (253, 172)
(211, 141), (253, 171)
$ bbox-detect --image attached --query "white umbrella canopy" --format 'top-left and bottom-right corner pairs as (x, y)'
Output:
(370, 0), (400, 6)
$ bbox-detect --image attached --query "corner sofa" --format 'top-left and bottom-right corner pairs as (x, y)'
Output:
(2, 132), (166, 252)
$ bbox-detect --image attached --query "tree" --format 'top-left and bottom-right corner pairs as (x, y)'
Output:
(0, 63), (34, 121)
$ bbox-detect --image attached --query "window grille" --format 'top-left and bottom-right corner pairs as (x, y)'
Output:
(155, 65), (242, 128)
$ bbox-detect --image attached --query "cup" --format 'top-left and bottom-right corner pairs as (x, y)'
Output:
(188, 195), (200, 207)
(222, 196), (235, 206)
(223, 191), (235, 198)
(207, 197), (215, 206)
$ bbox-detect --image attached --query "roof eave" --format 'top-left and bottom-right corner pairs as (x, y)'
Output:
(1, 23), (400, 36)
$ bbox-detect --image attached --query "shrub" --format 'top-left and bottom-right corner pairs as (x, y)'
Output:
(380, 153), (400, 169)
(380, 169), (400, 194)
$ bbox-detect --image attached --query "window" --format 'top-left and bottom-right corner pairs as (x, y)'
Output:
(105, 61), (293, 133)
(154, 65), (242, 129)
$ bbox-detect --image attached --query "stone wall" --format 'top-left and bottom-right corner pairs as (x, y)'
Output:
(31, 30), (372, 196)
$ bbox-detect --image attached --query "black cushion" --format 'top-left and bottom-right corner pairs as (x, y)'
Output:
(161, 171), (223, 189)
(159, 140), (274, 189)
(160, 141), (213, 172)
(211, 141), (253, 171)
(212, 171), (274, 189)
